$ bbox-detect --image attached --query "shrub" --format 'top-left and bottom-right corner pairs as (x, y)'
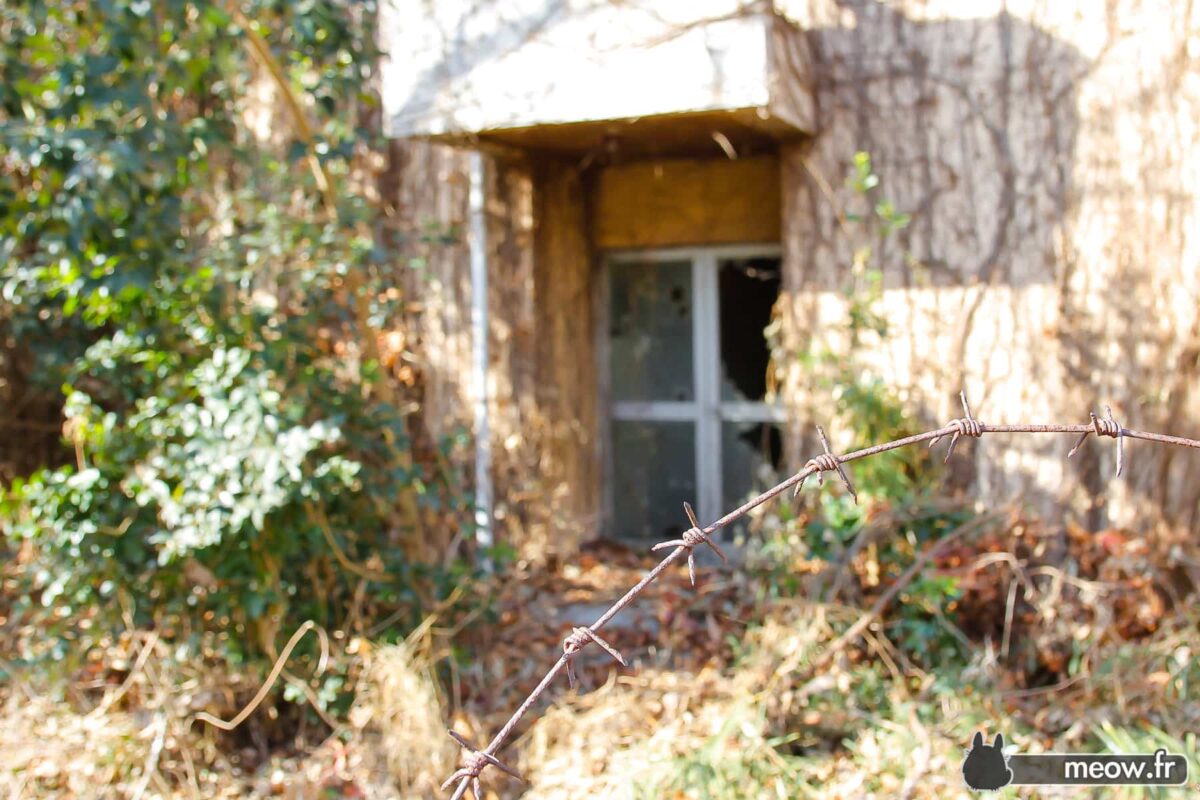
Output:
(0, 1), (471, 673)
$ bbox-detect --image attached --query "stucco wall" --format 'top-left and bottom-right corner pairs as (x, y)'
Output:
(776, 0), (1200, 532)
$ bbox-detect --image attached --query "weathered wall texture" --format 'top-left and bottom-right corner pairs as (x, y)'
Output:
(388, 0), (1200, 551)
(386, 142), (598, 559)
(776, 0), (1200, 531)
(386, 140), (474, 441)
(528, 161), (601, 554)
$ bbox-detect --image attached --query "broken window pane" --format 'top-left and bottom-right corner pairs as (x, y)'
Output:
(718, 257), (781, 403)
(611, 420), (696, 541)
(722, 421), (783, 509)
(609, 260), (694, 402)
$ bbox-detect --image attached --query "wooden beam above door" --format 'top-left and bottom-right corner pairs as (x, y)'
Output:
(591, 155), (782, 250)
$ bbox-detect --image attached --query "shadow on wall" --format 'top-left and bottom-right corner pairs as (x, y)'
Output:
(384, 0), (568, 132)
(792, 0), (1086, 292)
(783, 0), (1091, 522)
(784, 0), (1200, 535)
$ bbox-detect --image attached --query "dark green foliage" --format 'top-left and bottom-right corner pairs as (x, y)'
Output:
(0, 0), (471, 674)
(802, 385), (973, 666)
(764, 152), (972, 666)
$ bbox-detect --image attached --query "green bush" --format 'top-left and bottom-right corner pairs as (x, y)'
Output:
(0, 0), (471, 671)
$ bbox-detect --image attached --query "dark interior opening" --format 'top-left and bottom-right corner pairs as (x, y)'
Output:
(718, 256), (781, 403)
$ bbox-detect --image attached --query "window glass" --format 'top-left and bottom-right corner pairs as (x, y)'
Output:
(607, 251), (782, 542)
(721, 421), (783, 509)
(611, 420), (696, 541)
(609, 260), (694, 402)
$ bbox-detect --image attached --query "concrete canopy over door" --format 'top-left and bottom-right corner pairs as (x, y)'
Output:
(379, 0), (816, 145)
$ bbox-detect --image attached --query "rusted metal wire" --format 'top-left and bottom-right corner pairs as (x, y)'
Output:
(795, 424), (857, 502)
(562, 625), (627, 689)
(441, 392), (1200, 799)
(441, 730), (525, 800)
(650, 501), (727, 586)
(928, 390), (984, 462)
(1068, 405), (1125, 477)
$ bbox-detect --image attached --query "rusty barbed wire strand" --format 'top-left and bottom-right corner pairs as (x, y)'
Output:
(928, 390), (985, 462)
(1068, 404), (1125, 477)
(441, 392), (1200, 799)
(441, 729), (525, 800)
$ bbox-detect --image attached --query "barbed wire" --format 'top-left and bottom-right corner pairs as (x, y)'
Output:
(441, 391), (1200, 799)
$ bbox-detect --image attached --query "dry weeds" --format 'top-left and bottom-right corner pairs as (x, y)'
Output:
(348, 641), (460, 798)
(1, 508), (1196, 799)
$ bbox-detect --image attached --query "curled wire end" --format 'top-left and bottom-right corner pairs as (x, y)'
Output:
(442, 730), (524, 800)
(796, 425), (857, 503)
(1068, 405), (1124, 478)
(929, 389), (985, 463)
(562, 626), (627, 689)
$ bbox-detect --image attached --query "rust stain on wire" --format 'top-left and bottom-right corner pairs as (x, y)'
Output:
(1069, 405), (1125, 477)
(795, 423), (857, 502)
(441, 729), (524, 800)
(440, 392), (1200, 799)
(928, 390), (985, 461)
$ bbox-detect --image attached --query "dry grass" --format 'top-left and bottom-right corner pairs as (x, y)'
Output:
(520, 668), (737, 798)
(1, 614), (1193, 799)
(0, 635), (460, 799)
(348, 640), (459, 798)
(0, 689), (147, 798)
(1, 514), (1196, 799)
(513, 604), (970, 800)
(496, 580), (1199, 799)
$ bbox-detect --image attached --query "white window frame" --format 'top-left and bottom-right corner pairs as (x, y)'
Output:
(599, 243), (785, 537)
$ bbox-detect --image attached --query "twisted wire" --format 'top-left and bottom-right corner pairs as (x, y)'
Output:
(440, 391), (1200, 798)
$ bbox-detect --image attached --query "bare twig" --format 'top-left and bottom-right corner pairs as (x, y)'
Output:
(898, 706), (933, 800)
(306, 500), (390, 582)
(439, 392), (1200, 798)
(195, 620), (325, 731)
(130, 714), (166, 800)
(89, 631), (161, 718)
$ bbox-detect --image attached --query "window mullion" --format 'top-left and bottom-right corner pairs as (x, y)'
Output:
(718, 401), (787, 424)
(693, 253), (722, 525)
(612, 401), (699, 422)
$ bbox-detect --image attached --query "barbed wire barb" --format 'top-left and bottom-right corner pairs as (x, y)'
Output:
(1068, 405), (1125, 477)
(651, 501), (728, 586)
(562, 626), (628, 688)
(443, 729), (525, 800)
(795, 424), (858, 503)
(929, 390), (985, 462)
